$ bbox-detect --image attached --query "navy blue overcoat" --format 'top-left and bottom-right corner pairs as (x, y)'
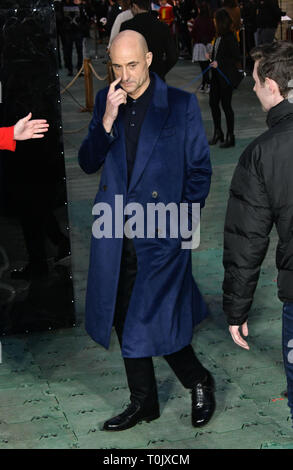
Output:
(78, 73), (212, 358)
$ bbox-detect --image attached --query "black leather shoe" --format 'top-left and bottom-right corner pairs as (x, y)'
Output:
(103, 401), (160, 431)
(208, 129), (224, 145)
(219, 133), (235, 148)
(191, 371), (216, 427)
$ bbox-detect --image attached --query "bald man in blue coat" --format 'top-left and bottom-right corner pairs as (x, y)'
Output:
(78, 30), (215, 431)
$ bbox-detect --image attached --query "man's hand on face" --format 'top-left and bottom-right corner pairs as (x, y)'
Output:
(229, 321), (250, 350)
(13, 113), (49, 141)
(103, 77), (127, 133)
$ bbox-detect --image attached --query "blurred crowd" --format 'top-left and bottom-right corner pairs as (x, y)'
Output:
(53, 0), (285, 77)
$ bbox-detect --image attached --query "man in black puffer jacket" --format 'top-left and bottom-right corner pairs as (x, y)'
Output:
(223, 41), (293, 425)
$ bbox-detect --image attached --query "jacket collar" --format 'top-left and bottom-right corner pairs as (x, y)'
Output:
(266, 99), (293, 129)
(148, 71), (169, 108)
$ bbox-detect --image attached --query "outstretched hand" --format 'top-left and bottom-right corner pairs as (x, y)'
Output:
(14, 112), (49, 141)
(229, 321), (250, 350)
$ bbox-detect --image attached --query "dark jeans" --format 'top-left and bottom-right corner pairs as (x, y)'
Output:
(63, 32), (83, 73)
(282, 302), (293, 422)
(209, 73), (234, 134)
(114, 237), (207, 407)
(57, 32), (68, 69)
(178, 24), (192, 55)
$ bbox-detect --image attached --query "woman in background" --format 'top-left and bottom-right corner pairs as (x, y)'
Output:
(191, 1), (215, 93)
(208, 8), (241, 148)
(223, 0), (241, 33)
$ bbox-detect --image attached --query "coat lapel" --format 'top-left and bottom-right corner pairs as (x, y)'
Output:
(113, 104), (128, 189)
(128, 74), (169, 194)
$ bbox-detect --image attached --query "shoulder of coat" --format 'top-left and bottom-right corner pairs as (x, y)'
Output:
(167, 85), (193, 104)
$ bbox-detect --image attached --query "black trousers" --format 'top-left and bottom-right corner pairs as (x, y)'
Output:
(209, 73), (234, 134)
(113, 238), (207, 407)
(63, 32), (83, 73)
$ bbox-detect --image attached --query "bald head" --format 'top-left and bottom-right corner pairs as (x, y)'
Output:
(109, 30), (153, 100)
(110, 30), (149, 57)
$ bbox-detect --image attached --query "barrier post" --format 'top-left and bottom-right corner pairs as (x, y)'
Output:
(94, 21), (99, 60)
(242, 25), (246, 73)
(83, 58), (94, 112)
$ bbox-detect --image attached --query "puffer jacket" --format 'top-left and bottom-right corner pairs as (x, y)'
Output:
(223, 99), (293, 325)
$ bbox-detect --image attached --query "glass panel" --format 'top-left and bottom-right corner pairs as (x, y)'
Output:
(0, 0), (75, 334)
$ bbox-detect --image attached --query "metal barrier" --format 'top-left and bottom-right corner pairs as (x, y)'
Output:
(60, 58), (107, 134)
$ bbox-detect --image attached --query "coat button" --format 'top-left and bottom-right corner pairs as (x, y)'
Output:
(152, 190), (158, 199)
(103, 185), (107, 191)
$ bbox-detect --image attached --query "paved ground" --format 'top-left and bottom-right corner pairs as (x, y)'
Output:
(0, 42), (293, 449)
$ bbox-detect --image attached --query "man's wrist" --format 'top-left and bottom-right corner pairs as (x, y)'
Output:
(102, 116), (114, 134)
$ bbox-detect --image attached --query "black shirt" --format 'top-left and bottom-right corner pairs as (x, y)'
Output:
(124, 77), (154, 184)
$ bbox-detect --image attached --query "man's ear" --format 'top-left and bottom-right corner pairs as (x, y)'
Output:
(146, 51), (153, 68)
(265, 77), (281, 96)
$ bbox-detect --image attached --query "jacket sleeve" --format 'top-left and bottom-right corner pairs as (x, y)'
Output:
(183, 94), (212, 208)
(0, 126), (16, 151)
(223, 144), (274, 325)
(227, 35), (241, 63)
(78, 89), (117, 174)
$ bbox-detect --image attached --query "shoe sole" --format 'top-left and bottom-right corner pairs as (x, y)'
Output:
(103, 412), (160, 432)
(102, 413), (160, 432)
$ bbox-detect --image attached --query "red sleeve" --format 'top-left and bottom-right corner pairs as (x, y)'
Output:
(0, 126), (16, 151)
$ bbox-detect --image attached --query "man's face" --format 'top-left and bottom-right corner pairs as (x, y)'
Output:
(110, 41), (152, 99)
(252, 61), (274, 112)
